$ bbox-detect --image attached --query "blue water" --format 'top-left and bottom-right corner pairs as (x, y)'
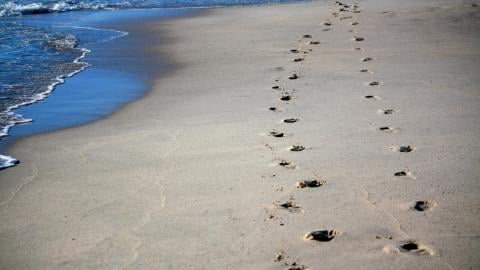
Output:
(0, 0), (306, 169)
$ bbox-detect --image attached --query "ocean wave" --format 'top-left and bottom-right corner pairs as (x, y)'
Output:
(0, 0), (307, 17)
(0, 1), (119, 17)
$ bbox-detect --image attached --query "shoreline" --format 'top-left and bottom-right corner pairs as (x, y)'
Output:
(0, 8), (201, 163)
(1, 0), (479, 269)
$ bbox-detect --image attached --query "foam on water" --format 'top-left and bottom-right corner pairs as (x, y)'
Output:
(0, 154), (19, 170)
(0, 0), (306, 17)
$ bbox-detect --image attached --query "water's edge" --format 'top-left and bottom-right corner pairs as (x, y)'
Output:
(0, 8), (205, 169)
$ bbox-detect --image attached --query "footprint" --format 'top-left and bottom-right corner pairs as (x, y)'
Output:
(308, 41), (320, 45)
(389, 145), (415, 152)
(399, 146), (414, 152)
(378, 109), (396, 115)
(276, 199), (302, 213)
(283, 118), (298, 123)
(288, 265), (310, 270)
(323, 22), (332, 26)
(280, 95), (292, 101)
(291, 49), (300, 53)
(272, 85), (280, 90)
(289, 74), (298, 80)
(304, 230), (338, 242)
(354, 37), (365, 41)
(293, 58), (304, 62)
(394, 170), (415, 178)
(270, 131), (285, 137)
(269, 106), (277, 111)
(296, 179), (326, 188)
(414, 200), (435, 211)
(369, 81), (380, 86)
(278, 160), (297, 169)
(290, 145), (305, 152)
(364, 95), (381, 100)
(379, 126), (396, 133)
(323, 28), (331, 32)
(361, 57), (373, 62)
(399, 241), (434, 255)
(355, 47), (364, 51)
(302, 34), (312, 38)
(384, 241), (434, 256)
(360, 69), (371, 73)
(351, 22), (359, 25)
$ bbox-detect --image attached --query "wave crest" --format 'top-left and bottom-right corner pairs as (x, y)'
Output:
(0, 1), (117, 17)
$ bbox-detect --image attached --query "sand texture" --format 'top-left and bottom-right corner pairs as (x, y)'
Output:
(1, 0), (480, 269)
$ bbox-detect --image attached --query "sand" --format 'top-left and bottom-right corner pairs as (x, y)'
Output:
(1, 0), (480, 269)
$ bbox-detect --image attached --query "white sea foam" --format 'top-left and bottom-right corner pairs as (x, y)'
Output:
(53, 25), (129, 44)
(0, 1), (113, 17)
(0, 154), (19, 170)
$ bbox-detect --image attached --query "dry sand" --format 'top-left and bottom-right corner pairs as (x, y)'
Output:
(1, 0), (480, 269)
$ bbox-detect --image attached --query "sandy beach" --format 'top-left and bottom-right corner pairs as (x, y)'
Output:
(1, 0), (480, 269)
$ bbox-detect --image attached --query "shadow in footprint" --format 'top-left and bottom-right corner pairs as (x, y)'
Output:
(278, 160), (296, 169)
(289, 74), (298, 80)
(389, 145), (414, 152)
(302, 34), (312, 38)
(293, 58), (304, 62)
(399, 241), (434, 255)
(284, 118), (299, 123)
(270, 131), (284, 137)
(309, 41), (320, 45)
(399, 146), (414, 152)
(354, 37), (365, 41)
(288, 266), (309, 270)
(379, 109), (395, 115)
(369, 81), (380, 86)
(297, 179), (326, 188)
(276, 200), (302, 213)
(394, 168), (416, 179)
(414, 200), (435, 211)
(280, 95), (292, 101)
(304, 230), (338, 242)
(290, 145), (305, 152)
(362, 57), (373, 62)
(269, 107), (277, 111)
(365, 95), (380, 100)
(291, 49), (299, 53)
